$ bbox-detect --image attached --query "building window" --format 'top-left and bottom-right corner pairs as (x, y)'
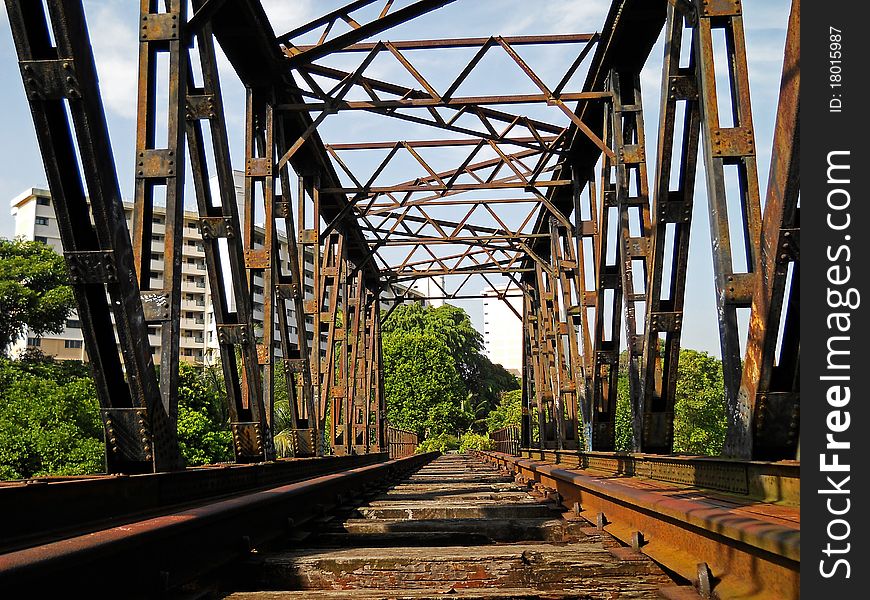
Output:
(37, 197), (51, 206)
(64, 339), (83, 349)
(35, 216), (49, 226)
(66, 319), (81, 329)
(27, 337), (41, 347)
(34, 236), (48, 244)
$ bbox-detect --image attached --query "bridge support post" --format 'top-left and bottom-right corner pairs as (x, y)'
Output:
(693, 0), (764, 456)
(6, 0), (182, 472)
(638, 4), (702, 454)
(183, 1), (267, 461)
(589, 104), (621, 452)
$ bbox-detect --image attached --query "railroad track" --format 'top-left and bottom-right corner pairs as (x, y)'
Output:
(221, 453), (678, 599)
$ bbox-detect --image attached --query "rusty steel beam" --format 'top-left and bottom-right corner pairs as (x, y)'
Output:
(480, 451), (799, 600)
(731, 0), (800, 461)
(0, 453), (435, 595)
(130, 0), (189, 458)
(278, 0), (457, 65)
(6, 0), (182, 473)
(292, 33), (596, 53)
(693, 0), (764, 451)
(638, 5), (701, 454)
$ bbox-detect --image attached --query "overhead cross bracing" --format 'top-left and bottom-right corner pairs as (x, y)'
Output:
(6, 0), (798, 473)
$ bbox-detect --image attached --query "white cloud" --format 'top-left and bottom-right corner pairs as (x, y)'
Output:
(261, 0), (313, 35)
(87, 4), (139, 119)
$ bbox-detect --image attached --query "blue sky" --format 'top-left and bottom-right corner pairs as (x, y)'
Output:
(0, 1), (791, 356)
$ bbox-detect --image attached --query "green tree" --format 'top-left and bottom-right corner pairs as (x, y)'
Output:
(383, 329), (470, 437)
(486, 388), (522, 433)
(0, 238), (75, 354)
(175, 363), (233, 466)
(382, 303), (517, 438)
(672, 350), (726, 455)
(0, 352), (103, 479)
(613, 348), (726, 455)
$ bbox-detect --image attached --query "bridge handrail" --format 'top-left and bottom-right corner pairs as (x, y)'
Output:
(489, 425), (521, 456)
(387, 426), (418, 458)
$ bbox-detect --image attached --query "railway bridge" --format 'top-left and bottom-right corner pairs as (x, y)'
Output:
(2, 0), (799, 598)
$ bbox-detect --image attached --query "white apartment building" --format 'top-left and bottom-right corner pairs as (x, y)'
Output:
(481, 284), (523, 375)
(8, 176), (430, 365)
(8, 182), (318, 365)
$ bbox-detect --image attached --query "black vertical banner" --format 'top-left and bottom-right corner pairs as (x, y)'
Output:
(803, 0), (868, 596)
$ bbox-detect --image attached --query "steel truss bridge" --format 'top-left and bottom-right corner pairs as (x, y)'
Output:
(2, 0), (799, 598)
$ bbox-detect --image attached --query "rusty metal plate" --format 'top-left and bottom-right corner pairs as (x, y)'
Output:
(625, 236), (649, 258)
(244, 248), (271, 269)
(619, 144), (645, 165)
(711, 126), (754, 157)
(304, 299), (318, 314)
(198, 216), (235, 240)
(65, 250), (117, 284)
(136, 149), (178, 179)
(300, 229), (318, 244)
(245, 157), (272, 177)
(284, 358), (307, 373)
(140, 12), (180, 42)
(724, 273), (753, 305)
(256, 344), (270, 365)
(649, 311), (683, 332)
(699, 0), (741, 18)
(20, 59), (80, 100)
(276, 283), (300, 299)
(216, 324), (251, 346)
(141, 291), (171, 321)
(231, 421), (264, 459)
(186, 94), (215, 120)
(667, 72), (698, 101)
(101, 407), (151, 463)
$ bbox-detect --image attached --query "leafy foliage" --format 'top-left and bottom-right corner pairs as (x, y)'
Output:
(175, 363), (233, 466)
(486, 388), (522, 433)
(415, 432), (459, 453)
(459, 432), (495, 452)
(0, 352), (103, 479)
(384, 329), (470, 437)
(0, 238), (75, 354)
(671, 350), (726, 455)
(613, 349), (726, 455)
(382, 304), (517, 440)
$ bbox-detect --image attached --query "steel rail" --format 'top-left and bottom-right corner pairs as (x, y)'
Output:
(478, 451), (799, 600)
(0, 453), (437, 596)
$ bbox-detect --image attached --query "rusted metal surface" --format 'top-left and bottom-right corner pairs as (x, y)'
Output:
(480, 451), (799, 600)
(490, 426), (521, 456)
(387, 426), (418, 458)
(0, 453), (433, 596)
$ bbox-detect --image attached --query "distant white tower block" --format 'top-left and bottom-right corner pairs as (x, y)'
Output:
(410, 276), (445, 308)
(481, 284), (523, 375)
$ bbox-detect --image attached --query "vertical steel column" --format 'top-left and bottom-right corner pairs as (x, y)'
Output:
(237, 86), (275, 462)
(275, 114), (317, 448)
(533, 263), (560, 449)
(732, 0), (800, 460)
(610, 69), (653, 452)
(183, 2), (263, 463)
(549, 218), (581, 450)
(348, 271), (368, 453)
(590, 103), (621, 451)
(641, 5), (701, 453)
(299, 175), (324, 451)
(319, 233), (348, 454)
(571, 166), (600, 451)
(131, 0), (187, 431)
(372, 299), (387, 452)
(520, 290), (534, 449)
(6, 0), (181, 472)
(694, 0), (763, 441)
